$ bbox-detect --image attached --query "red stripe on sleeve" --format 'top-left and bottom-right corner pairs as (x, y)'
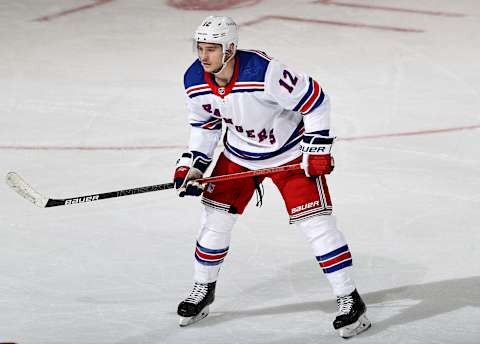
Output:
(300, 80), (320, 113)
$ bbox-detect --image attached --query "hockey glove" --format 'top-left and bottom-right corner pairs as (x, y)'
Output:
(173, 151), (212, 197)
(300, 133), (335, 177)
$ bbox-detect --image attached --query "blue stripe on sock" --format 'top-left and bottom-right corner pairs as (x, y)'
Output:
(196, 241), (229, 254)
(317, 245), (349, 262)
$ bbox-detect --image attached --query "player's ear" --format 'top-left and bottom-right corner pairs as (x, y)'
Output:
(226, 43), (235, 56)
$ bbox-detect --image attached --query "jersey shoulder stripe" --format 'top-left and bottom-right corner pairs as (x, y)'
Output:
(186, 84), (212, 98)
(231, 81), (265, 94)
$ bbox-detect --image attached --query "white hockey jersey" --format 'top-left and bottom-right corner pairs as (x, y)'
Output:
(183, 49), (331, 170)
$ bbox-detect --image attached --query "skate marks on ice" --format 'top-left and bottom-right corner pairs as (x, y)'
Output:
(193, 276), (480, 333)
(33, 0), (115, 22)
(167, 0), (262, 11)
(110, 275), (480, 344)
(355, 275), (480, 337)
(312, 0), (466, 18)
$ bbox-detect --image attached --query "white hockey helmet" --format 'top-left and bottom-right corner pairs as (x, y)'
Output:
(194, 16), (239, 56)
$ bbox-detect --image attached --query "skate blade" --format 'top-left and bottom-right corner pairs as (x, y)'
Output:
(178, 306), (209, 327)
(338, 314), (371, 338)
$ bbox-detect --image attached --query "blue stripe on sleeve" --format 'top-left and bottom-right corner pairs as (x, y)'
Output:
(293, 77), (314, 112)
(190, 117), (222, 130)
(303, 89), (325, 115)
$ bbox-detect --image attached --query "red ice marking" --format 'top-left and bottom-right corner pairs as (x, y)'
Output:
(34, 0), (115, 22)
(312, 0), (465, 17)
(0, 144), (188, 151)
(0, 125), (478, 151)
(240, 15), (423, 33)
(337, 124), (480, 142)
(167, 0), (262, 11)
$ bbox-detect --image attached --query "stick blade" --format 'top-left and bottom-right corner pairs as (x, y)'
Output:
(6, 172), (48, 207)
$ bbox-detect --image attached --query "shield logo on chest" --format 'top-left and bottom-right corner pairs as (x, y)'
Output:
(218, 87), (225, 95)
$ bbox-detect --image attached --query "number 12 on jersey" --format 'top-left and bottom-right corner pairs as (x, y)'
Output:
(279, 69), (298, 93)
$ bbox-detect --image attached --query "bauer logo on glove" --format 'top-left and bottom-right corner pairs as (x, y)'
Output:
(301, 145), (329, 154)
(300, 133), (335, 177)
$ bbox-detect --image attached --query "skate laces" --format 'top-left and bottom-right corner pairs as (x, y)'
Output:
(184, 283), (209, 305)
(337, 294), (354, 315)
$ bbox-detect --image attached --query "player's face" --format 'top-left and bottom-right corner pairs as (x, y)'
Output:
(197, 43), (224, 72)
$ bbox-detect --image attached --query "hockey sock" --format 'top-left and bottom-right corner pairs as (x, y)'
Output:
(296, 215), (356, 296)
(194, 206), (237, 283)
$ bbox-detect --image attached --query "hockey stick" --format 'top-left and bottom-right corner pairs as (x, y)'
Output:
(6, 163), (301, 208)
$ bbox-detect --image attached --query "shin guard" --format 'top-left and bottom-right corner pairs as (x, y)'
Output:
(296, 215), (356, 296)
(194, 206), (237, 283)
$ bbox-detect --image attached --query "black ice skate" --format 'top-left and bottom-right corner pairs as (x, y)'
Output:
(177, 281), (216, 327)
(333, 289), (371, 338)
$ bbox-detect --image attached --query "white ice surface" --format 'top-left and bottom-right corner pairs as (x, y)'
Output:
(0, 1), (479, 343)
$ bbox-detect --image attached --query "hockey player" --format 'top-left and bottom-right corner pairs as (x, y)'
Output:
(173, 15), (371, 338)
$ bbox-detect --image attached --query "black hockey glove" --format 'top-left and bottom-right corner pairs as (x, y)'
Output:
(173, 151), (212, 197)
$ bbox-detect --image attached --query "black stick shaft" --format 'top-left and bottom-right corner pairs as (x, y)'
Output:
(42, 163), (301, 207)
(45, 182), (174, 207)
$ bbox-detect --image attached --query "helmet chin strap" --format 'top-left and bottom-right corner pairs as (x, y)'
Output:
(212, 48), (235, 76)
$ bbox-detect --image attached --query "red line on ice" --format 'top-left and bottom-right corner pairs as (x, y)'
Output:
(312, 1), (465, 17)
(167, 0), (262, 11)
(34, 0), (115, 22)
(337, 124), (480, 141)
(240, 15), (423, 33)
(0, 145), (186, 151)
(1, 125), (478, 151)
